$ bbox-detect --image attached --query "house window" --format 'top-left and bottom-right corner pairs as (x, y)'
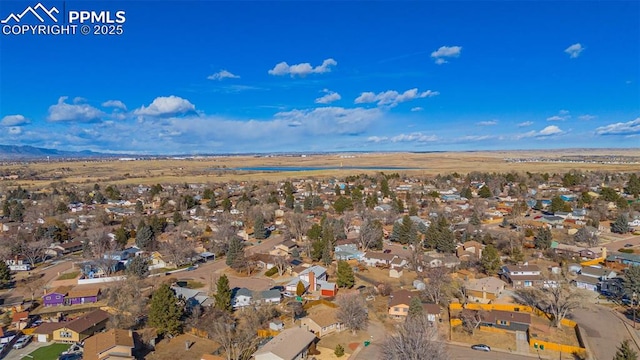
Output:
(498, 320), (508, 325)
(524, 281), (532, 287)
(394, 307), (399, 312)
(56, 295), (61, 299)
(402, 308), (407, 313)
(60, 331), (73, 338)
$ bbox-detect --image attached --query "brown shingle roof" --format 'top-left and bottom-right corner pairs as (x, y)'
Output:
(65, 309), (110, 333)
(364, 251), (396, 261)
(33, 321), (68, 334)
(483, 310), (531, 325)
(83, 329), (134, 360)
(388, 290), (418, 308)
(12, 311), (28, 323)
(306, 308), (340, 328)
(47, 285), (73, 296)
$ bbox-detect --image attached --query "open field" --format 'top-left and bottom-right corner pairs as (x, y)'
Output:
(2, 149), (639, 188)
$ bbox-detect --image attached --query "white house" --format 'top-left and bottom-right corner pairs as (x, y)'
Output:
(363, 251), (397, 267)
(232, 288), (253, 309)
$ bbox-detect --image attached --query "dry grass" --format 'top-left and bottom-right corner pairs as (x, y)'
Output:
(4, 150), (640, 189)
(146, 334), (219, 360)
(451, 326), (517, 351)
(529, 316), (580, 347)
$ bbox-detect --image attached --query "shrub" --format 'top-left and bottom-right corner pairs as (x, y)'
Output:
(265, 267), (278, 277)
(335, 344), (345, 357)
(619, 248), (635, 254)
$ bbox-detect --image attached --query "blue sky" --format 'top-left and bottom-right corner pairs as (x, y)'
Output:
(0, 0), (638, 154)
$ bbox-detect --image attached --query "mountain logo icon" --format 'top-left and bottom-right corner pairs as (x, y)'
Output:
(1, 3), (59, 24)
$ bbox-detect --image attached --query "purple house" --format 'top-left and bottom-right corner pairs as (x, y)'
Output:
(66, 287), (100, 305)
(42, 286), (71, 307)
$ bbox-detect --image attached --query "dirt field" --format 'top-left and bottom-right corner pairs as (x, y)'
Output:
(3, 149), (640, 188)
(146, 334), (219, 360)
(529, 316), (580, 347)
(451, 326), (518, 351)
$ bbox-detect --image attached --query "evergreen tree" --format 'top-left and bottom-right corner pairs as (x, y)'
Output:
(172, 211), (183, 225)
(135, 220), (154, 250)
(534, 227), (552, 250)
(214, 274), (232, 312)
(434, 217), (456, 253)
(126, 256), (149, 279)
(285, 194), (295, 209)
(478, 185), (492, 198)
(380, 178), (391, 198)
(254, 213), (266, 239)
(226, 237), (245, 267)
(114, 225), (129, 248)
(612, 214), (630, 234)
(148, 284), (183, 336)
(207, 196), (217, 209)
(335, 185), (342, 196)
(407, 296), (424, 319)
(334, 344), (345, 358)
(221, 198), (232, 212)
(336, 260), (355, 288)
(614, 339), (638, 360)
(469, 212), (481, 226)
(460, 187), (473, 199)
(627, 174), (640, 198)
(322, 244), (332, 266)
(303, 196), (313, 210)
(481, 245), (501, 275)
(511, 247), (525, 263)
(0, 261), (11, 288)
(135, 200), (144, 214)
(389, 222), (402, 243)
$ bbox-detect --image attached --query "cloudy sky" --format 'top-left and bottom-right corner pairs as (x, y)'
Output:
(0, 1), (638, 154)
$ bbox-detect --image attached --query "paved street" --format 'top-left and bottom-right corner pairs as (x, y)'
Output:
(572, 304), (640, 360)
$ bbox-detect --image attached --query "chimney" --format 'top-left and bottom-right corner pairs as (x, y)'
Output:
(309, 271), (316, 291)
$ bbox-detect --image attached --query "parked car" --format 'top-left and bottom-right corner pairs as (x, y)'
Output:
(13, 335), (32, 349)
(625, 243), (634, 248)
(383, 249), (392, 253)
(471, 344), (491, 352)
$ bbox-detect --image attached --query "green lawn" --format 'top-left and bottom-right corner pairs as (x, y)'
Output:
(56, 271), (80, 281)
(21, 343), (70, 360)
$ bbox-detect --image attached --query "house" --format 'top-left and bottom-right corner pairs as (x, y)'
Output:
(171, 286), (212, 309)
(551, 242), (604, 260)
(256, 289), (282, 306)
(83, 329), (135, 360)
(423, 303), (441, 323)
(363, 251), (397, 267)
(422, 255), (460, 269)
(456, 241), (484, 261)
(252, 327), (317, 360)
(53, 240), (84, 255)
(33, 322), (67, 342)
(232, 288), (253, 309)
(500, 264), (543, 289)
(334, 244), (364, 261)
(574, 266), (617, 292)
(300, 308), (344, 337)
(299, 266), (328, 290)
(5, 257), (30, 271)
(270, 240), (298, 257)
(42, 286), (72, 307)
(66, 287), (101, 305)
(465, 277), (507, 303)
(481, 310), (531, 332)
(11, 311), (29, 330)
(388, 290), (418, 319)
(607, 252), (640, 268)
(269, 320), (284, 332)
(53, 309), (110, 343)
(319, 282), (338, 297)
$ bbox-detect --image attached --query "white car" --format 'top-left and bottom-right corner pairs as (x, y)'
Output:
(13, 335), (32, 349)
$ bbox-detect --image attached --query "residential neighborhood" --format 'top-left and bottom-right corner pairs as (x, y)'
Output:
(0, 169), (638, 360)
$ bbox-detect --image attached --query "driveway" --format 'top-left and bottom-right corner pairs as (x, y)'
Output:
(572, 304), (640, 360)
(3, 340), (50, 360)
(447, 344), (540, 360)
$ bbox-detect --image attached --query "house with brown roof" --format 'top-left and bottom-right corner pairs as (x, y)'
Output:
(465, 277), (507, 303)
(83, 328), (135, 360)
(33, 322), (68, 343)
(363, 251), (397, 267)
(456, 241), (484, 261)
(252, 327), (317, 360)
(481, 310), (531, 332)
(300, 308), (344, 337)
(66, 287), (101, 305)
(52, 309), (110, 343)
(11, 311), (30, 330)
(500, 264), (543, 289)
(388, 290), (418, 319)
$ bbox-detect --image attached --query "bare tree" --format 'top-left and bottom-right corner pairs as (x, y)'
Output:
(205, 313), (261, 360)
(420, 267), (452, 305)
(381, 315), (447, 360)
(22, 276), (46, 301)
(459, 309), (484, 334)
(272, 255), (288, 276)
(336, 292), (368, 335)
(15, 234), (49, 268)
(286, 212), (310, 255)
(105, 278), (147, 329)
(87, 228), (118, 276)
(161, 234), (197, 267)
(358, 215), (383, 252)
(515, 280), (584, 327)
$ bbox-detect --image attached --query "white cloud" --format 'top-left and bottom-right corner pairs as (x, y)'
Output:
(539, 125), (563, 136)
(517, 121), (534, 127)
(547, 110), (571, 121)
(268, 58), (337, 77)
(355, 88), (439, 107)
(476, 120), (498, 126)
(47, 96), (105, 122)
(456, 135), (494, 141)
(578, 114), (597, 121)
(8, 127), (21, 135)
(101, 100), (127, 110)
(207, 69), (240, 81)
(595, 118), (640, 136)
(431, 46), (462, 64)
(367, 132), (438, 143)
(564, 43), (584, 58)
(73, 97), (87, 104)
(133, 95), (196, 117)
(410, 107), (423, 112)
(274, 106), (381, 135)
(315, 89), (341, 104)
(1, 114), (29, 126)
(515, 125), (564, 139)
